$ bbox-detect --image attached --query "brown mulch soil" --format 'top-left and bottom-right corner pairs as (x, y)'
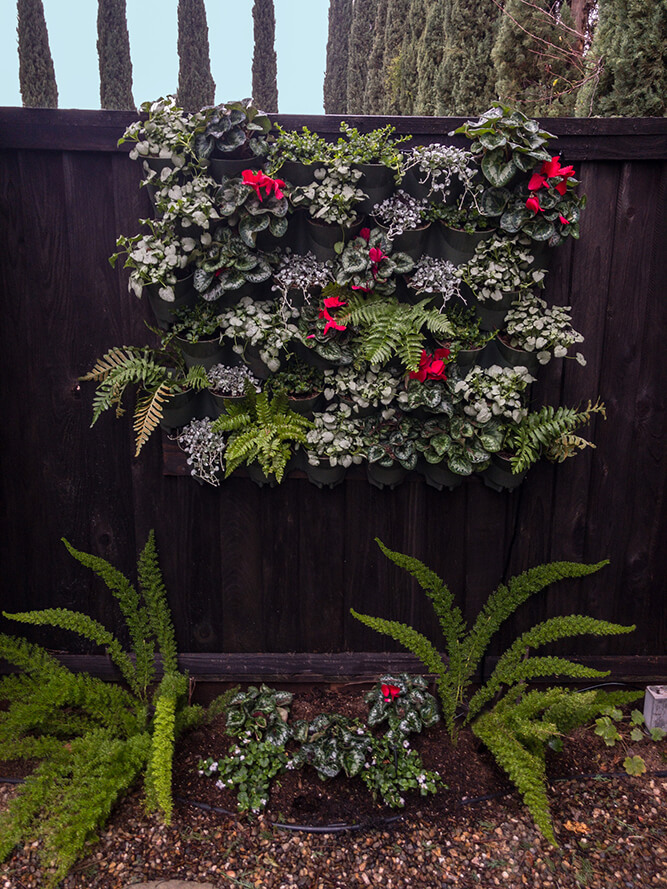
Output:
(1, 684), (666, 889)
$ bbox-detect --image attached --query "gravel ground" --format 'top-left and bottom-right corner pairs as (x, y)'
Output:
(1, 688), (665, 889)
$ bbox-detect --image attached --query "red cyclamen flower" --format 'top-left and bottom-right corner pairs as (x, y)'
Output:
(359, 228), (371, 242)
(381, 684), (401, 702)
(526, 194), (542, 215)
(242, 169), (285, 202)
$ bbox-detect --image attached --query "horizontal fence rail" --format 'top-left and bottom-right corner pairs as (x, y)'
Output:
(0, 110), (666, 679)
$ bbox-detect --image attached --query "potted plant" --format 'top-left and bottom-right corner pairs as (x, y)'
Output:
(214, 171), (290, 249)
(499, 294), (585, 373)
(371, 190), (431, 259)
(217, 296), (299, 377)
(291, 164), (366, 259)
(81, 345), (209, 451)
(176, 417), (226, 486)
(195, 99), (272, 179)
(455, 234), (547, 330)
(334, 227), (415, 297)
(331, 122), (411, 212)
(427, 199), (497, 265)
(110, 219), (199, 326)
(323, 364), (402, 417)
(452, 102), (555, 189)
(402, 143), (477, 204)
(483, 400), (605, 492)
(150, 172), (221, 234)
(193, 227), (276, 303)
(265, 358), (325, 416)
(415, 408), (504, 487)
(205, 363), (261, 416)
(166, 301), (227, 370)
(270, 250), (333, 311)
(451, 363), (535, 426)
(294, 296), (357, 369)
(265, 124), (331, 185)
(440, 305), (496, 370)
(362, 412), (419, 489)
(119, 95), (202, 181)
(304, 402), (365, 488)
(340, 292), (453, 374)
(212, 382), (313, 485)
(405, 255), (462, 308)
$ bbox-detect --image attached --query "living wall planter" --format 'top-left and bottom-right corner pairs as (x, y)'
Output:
(146, 275), (197, 330)
(304, 458), (347, 489)
(482, 454), (527, 492)
(175, 336), (229, 371)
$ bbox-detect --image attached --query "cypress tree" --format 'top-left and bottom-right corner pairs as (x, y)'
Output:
(252, 0), (279, 112)
(176, 0), (216, 112)
(436, 0), (502, 116)
(492, 0), (581, 116)
(324, 0), (353, 113)
(576, 0), (667, 117)
(395, 0), (427, 115)
(382, 0), (411, 113)
(17, 0), (58, 108)
(97, 0), (134, 110)
(415, 0), (446, 115)
(346, 0), (379, 113)
(362, 0), (389, 113)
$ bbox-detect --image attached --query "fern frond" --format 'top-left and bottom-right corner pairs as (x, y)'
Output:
(137, 531), (178, 674)
(3, 608), (140, 697)
(134, 381), (172, 455)
(463, 561), (609, 688)
(80, 346), (144, 382)
(145, 673), (187, 822)
(61, 538), (154, 695)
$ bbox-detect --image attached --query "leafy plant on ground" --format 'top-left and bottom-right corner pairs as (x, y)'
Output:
(361, 735), (443, 808)
(593, 706), (666, 775)
(225, 684), (294, 745)
(199, 737), (289, 814)
(365, 674), (439, 744)
(350, 539), (640, 843)
(0, 533), (211, 884)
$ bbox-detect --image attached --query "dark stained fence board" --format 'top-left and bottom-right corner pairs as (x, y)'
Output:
(1, 114), (666, 666)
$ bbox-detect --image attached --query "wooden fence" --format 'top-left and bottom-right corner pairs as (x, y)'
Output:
(0, 110), (665, 681)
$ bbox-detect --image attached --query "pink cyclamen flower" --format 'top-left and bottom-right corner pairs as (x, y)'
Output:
(381, 684), (401, 703)
(242, 169), (285, 202)
(526, 194), (542, 215)
(359, 228), (371, 242)
(559, 215), (570, 225)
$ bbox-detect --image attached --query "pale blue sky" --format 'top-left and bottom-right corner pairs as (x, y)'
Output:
(0, 0), (329, 113)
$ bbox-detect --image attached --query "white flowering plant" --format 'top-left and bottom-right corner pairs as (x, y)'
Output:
(455, 235), (547, 303)
(206, 364), (260, 396)
(502, 294), (586, 365)
(198, 738), (288, 814)
(152, 174), (221, 231)
(291, 164), (366, 225)
(271, 250), (333, 312)
(371, 190), (430, 240)
(217, 297), (298, 373)
(361, 735), (442, 808)
(119, 96), (201, 178)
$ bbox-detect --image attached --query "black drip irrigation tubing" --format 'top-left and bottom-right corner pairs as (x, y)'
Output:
(3, 770), (666, 835)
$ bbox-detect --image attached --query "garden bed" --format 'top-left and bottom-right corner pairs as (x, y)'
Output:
(1, 685), (665, 889)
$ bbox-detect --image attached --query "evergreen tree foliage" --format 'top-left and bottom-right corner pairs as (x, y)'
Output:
(394, 0), (426, 114)
(252, 0), (279, 112)
(324, 0), (353, 113)
(575, 0), (667, 117)
(346, 0), (379, 112)
(415, 0), (446, 114)
(492, 0), (581, 116)
(97, 0), (134, 110)
(382, 0), (412, 113)
(437, 0), (502, 115)
(17, 0), (58, 108)
(176, 0), (216, 112)
(362, 0), (389, 113)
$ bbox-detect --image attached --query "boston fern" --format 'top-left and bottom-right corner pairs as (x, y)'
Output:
(342, 294), (454, 373)
(0, 533), (208, 884)
(212, 382), (313, 481)
(350, 539), (639, 843)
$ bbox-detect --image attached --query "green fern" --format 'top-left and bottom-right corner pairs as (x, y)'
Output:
(212, 382), (313, 481)
(342, 295), (454, 372)
(508, 400), (606, 473)
(473, 685), (643, 845)
(0, 533), (209, 883)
